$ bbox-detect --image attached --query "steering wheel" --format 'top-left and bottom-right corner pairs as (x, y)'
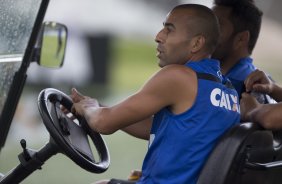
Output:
(37, 88), (110, 173)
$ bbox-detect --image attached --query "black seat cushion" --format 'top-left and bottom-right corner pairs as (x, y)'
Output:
(197, 122), (277, 184)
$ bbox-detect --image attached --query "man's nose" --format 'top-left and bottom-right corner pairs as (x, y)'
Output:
(155, 30), (164, 44)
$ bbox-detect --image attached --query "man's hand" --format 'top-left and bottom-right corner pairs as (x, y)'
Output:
(61, 88), (86, 119)
(244, 69), (273, 94)
(240, 92), (261, 121)
(71, 88), (99, 117)
(128, 169), (142, 181)
(71, 88), (86, 103)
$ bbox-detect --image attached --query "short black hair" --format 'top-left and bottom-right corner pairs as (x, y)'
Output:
(214, 0), (263, 54)
(173, 4), (220, 54)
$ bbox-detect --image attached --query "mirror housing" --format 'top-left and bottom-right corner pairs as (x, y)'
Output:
(32, 21), (68, 68)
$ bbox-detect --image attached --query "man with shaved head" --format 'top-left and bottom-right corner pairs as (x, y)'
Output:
(72, 4), (240, 184)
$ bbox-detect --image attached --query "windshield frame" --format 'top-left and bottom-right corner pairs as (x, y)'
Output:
(0, 0), (50, 151)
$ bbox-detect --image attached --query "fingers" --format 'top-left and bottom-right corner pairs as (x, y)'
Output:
(71, 88), (85, 103)
(244, 69), (261, 92)
(241, 92), (250, 99)
(71, 104), (77, 116)
(70, 88), (81, 115)
(245, 69), (270, 93)
(240, 92), (260, 118)
(252, 83), (269, 93)
(128, 170), (142, 181)
(240, 92), (256, 105)
(70, 88), (101, 121)
(240, 92), (256, 122)
(60, 104), (69, 114)
(71, 97), (100, 117)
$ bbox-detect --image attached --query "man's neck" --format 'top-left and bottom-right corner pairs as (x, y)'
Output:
(221, 57), (239, 75)
(189, 52), (211, 62)
(221, 52), (249, 75)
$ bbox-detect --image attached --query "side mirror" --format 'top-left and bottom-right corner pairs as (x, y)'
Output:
(33, 21), (68, 68)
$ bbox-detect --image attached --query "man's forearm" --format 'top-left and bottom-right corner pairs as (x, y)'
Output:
(122, 117), (152, 140)
(250, 103), (282, 130)
(270, 84), (282, 102)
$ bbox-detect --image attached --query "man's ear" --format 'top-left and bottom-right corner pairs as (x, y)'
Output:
(190, 35), (206, 53)
(233, 30), (250, 50)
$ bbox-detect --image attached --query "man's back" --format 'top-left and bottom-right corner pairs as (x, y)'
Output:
(139, 59), (240, 184)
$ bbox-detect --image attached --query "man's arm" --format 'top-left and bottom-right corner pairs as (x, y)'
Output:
(268, 84), (282, 103)
(250, 103), (282, 130)
(240, 93), (282, 130)
(71, 89), (152, 139)
(245, 69), (282, 102)
(121, 117), (152, 140)
(71, 65), (197, 135)
(70, 89), (152, 140)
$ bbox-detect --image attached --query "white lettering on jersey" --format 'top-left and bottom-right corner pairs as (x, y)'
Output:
(210, 88), (221, 106)
(210, 88), (239, 113)
(225, 93), (231, 110)
(219, 91), (228, 109)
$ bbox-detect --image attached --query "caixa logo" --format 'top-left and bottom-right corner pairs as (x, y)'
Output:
(210, 88), (240, 113)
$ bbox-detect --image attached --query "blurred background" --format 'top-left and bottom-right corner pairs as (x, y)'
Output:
(1, 0), (282, 183)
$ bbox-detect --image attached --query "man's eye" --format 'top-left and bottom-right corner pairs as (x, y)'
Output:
(165, 27), (171, 33)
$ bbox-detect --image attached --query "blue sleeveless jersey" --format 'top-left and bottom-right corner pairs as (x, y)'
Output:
(225, 57), (255, 96)
(137, 59), (240, 184)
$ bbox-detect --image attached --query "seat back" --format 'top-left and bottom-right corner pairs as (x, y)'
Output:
(197, 122), (280, 184)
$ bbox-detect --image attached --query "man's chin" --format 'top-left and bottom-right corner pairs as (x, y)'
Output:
(158, 61), (165, 68)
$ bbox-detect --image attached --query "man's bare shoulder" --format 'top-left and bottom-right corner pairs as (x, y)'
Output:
(158, 64), (196, 78)
(152, 64), (197, 86)
(141, 64), (197, 97)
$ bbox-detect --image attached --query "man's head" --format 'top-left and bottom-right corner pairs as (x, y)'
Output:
(155, 4), (220, 67)
(212, 0), (263, 63)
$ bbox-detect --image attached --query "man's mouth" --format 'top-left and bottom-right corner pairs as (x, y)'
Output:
(156, 48), (163, 57)
(156, 51), (161, 57)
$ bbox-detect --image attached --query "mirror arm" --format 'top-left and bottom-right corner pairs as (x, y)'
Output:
(30, 47), (41, 63)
